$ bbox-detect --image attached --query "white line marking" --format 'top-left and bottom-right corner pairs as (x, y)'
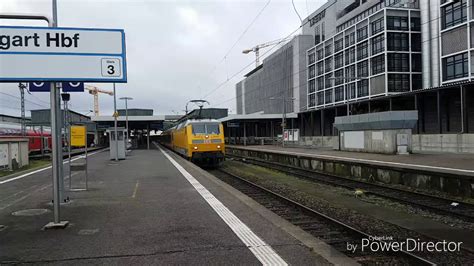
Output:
(242, 147), (474, 174)
(158, 146), (287, 266)
(131, 181), (139, 198)
(0, 149), (104, 185)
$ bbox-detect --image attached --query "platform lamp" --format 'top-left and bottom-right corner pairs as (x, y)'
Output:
(119, 97), (133, 150)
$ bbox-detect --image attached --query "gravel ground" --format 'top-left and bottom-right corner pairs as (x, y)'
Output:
(220, 159), (474, 264)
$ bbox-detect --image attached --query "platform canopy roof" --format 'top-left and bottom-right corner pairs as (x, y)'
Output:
(92, 115), (180, 131)
(219, 112), (298, 122)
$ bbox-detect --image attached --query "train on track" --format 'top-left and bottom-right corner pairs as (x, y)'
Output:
(159, 119), (225, 166)
(0, 123), (52, 154)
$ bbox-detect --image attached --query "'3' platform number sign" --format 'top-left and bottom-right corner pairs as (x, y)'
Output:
(101, 58), (121, 77)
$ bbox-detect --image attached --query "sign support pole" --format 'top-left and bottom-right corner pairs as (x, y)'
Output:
(0, 12), (67, 229)
(50, 83), (62, 224)
(113, 83), (119, 161)
(45, 0), (68, 229)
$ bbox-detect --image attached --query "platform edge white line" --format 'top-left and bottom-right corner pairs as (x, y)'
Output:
(0, 149), (104, 185)
(158, 146), (288, 266)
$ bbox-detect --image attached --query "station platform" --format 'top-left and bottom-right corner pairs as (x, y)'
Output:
(0, 147), (352, 264)
(227, 145), (474, 177)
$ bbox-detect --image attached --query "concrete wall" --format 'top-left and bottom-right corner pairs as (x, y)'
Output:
(412, 134), (474, 154)
(227, 146), (474, 198)
(0, 139), (29, 170)
(295, 136), (338, 149)
(340, 129), (412, 154)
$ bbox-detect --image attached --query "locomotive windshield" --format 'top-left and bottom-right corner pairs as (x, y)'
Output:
(192, 123), (220, 135)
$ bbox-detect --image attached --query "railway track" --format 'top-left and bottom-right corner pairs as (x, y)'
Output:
(211, 168), (436, 265)
(227, 154), (474, 222)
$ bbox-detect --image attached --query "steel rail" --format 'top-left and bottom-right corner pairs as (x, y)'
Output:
(227, 154), (474, 222)
(215, 168), (436, 265)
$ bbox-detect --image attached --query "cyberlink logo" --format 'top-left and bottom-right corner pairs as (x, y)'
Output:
(346, 236), (462, 253)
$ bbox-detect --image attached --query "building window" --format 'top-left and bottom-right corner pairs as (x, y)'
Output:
(309, 79), (316, 93)
(357, 26), (368, 42)
(387, 16), (408, 30)
(345, 31), (355, 48)
(317, 48), (324, 60)
(309, 93), (316, 107)
(371, 55), (385, 75)
(335, 38), (344, 52)
(321, 22), (326, 41)
(309, 65), (316, 78)
(325, 73), (333, 88)
(412, 54), (421, 72)
(325, 58), (332, 72)
(335, 69), (344, 85)
(357, 41), (368, 60)
(335, 86), (344, 102)
(371, 17), (384, 35)
(443, 52), (468, 81)
(317, 61), (324, 75)
(345, 65), (356, 81)
(387, 53), (409, 72)
(442, 0), (467, 29)
(317, 92), (324, 105)
(317, 77), (324, 90)
(308, 53), (315, 65)
(357, 79), (369, 97)
(412, 74), (422, 90)
(411, 33), (421, 51)
(325, 43), (333, 57)
(346, 83), (356, 99)
(345, 47), (356, 65)
(335, 52), (344, 69)
(371, 34), (385, 55)
(357, 60), (369, 78)
(411, 17), (420, 31)
(315, 25), (321, 45)
(325, 89), (333, 104)
(387, 33), (409, 51)
(388, 74), (410, 92)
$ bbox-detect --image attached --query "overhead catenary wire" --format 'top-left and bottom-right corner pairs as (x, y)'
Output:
(196, 0), (271, 98)
(208, 1), (467, 109)
(202, 18), (306, 101)
(292, 0), (303, 23)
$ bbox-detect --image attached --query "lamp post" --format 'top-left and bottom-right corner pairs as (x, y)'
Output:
(270, 96), (295, 147)
(119, 97), (133, 150)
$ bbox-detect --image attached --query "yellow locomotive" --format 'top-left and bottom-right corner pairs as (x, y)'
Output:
(160, 119), (225, 165)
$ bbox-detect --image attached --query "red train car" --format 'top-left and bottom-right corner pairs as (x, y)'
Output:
(0, 123), (52, 154)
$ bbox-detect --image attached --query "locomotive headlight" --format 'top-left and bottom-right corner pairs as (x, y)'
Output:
(193, 146), (198, 150)
(217, 145), (221, 149)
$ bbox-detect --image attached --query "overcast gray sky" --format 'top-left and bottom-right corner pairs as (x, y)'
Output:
(0, 0), (324, 117)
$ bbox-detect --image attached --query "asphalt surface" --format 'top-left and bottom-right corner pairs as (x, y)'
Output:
(0, 148), (329, 265)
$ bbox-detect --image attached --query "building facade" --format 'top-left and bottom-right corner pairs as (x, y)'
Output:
(305, 0), (424, 109)
(229, 0), (474, 153)
(299, 0), (474, 139)
(235, 35), (313, 115)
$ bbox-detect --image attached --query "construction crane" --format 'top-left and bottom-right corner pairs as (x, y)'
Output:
(242, 36), (292, 67)
(85, 85), (114, 116)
